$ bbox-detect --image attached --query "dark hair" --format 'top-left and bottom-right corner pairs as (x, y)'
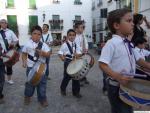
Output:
(107, 8), (131, 34)
(43, 24), (49, 29)
(31, 25), (42, 34)
(133, 14), (143, 25)
(74, 21), (85, 29)
(134, 37), (147, 46)
(67, 29), (76, 35)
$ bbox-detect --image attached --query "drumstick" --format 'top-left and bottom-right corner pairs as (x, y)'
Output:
(121, 72), (147, 78)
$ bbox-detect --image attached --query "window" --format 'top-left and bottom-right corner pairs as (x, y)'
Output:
(7, 15), (18, 35)
(6, 0), (14, 8)
(92, 1), (95, 10)
(74, 0), (82, 5)
(29, 16), (38, 33)
(100, 8), (107, 18)
(51, 15), (61, 30)
(29, 0), (36, 9)
(75, 15), (81, 21)
(97, 0), (102, 6)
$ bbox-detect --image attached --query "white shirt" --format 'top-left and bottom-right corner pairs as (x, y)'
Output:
(74, 34), (88, 53)
(134, 47), (150, 60)
(98, 35), (141, 74)
(58, 40), (81, 56)
(1, 28), (18, 44)
(22, 39), (50, 67)
(41, 32), (53, 44)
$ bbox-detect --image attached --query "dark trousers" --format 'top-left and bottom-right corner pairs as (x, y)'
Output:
(45, 57), (50, 77)
(5, 66), (13, 75)
(107, 84), (133, 113)
(102, 72), (107, 92)
(24, 67), (47, 102)
(0, 65), (5, 99)
(60, 59), (80, 95)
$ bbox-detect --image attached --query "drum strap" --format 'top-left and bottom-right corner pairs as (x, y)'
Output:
(42, 34), (49, 42)
(66, 42), (76, 55)
(28, 41), (43, 62)
(0, 30), (9, 51)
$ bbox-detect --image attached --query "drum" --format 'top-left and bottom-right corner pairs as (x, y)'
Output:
(67, 59), (90, 80)
(27, 61), (46, 86)
(136, 65), (150, 76)
(3, 49), (20, 67)
(119, 78), (150, 109)
(82, 53), (94, 68)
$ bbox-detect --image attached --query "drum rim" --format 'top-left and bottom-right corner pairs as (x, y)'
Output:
(119, 94), (150, 109)
(67, 59), (86, 75)
(120, 79), (150, 100)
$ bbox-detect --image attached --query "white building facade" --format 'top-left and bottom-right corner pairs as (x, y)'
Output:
(0, 0), (92, 45)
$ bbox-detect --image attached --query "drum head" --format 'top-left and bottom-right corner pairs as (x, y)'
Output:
(3, 50), (14, 62)
(67, 59), (85, 75)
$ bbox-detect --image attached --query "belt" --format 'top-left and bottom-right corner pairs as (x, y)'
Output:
(108, 78), (119, 86)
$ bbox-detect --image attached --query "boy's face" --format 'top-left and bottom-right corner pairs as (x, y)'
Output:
(138, 43), (146, 49)
(116, 12), (134, 36)
(67, 32), (76, 42)
(0, 21), (8, 29)
(42, 25), (48, 33)
(31, 30), (42, 43)
(76, 25), (85, 34)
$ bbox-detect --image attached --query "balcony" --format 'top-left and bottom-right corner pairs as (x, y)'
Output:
(50, 26), (63, 31)
(74, 1), (82, 5)
(49, 19), (63, 24)
(73, 20), (85, 24)
(92, 25), (96, 32)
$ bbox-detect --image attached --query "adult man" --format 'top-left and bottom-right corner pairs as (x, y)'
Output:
(0, 19), (19, 84)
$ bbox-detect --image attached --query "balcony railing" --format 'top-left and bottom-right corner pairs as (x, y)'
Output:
(50, 26), (63, 31)
(97, 23), (104, 31)
(49, 19), (63, 24)
(73, 20), (85, 24)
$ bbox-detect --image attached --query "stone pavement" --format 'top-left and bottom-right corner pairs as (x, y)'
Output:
(0, 48), (111, 113)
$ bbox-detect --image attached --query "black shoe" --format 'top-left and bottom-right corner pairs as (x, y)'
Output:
(61, 90), (66, 96)
(46, 76), (51, 80)
(84, 80), (90, 84)
(73, 93), (82, 98)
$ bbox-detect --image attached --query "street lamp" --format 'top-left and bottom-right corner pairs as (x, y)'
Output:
(42, 12), (46, 22)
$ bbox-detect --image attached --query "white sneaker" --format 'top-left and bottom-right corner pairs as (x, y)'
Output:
(7, 80), (14, 84)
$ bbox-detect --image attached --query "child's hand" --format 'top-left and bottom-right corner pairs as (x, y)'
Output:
(117, 75), (132, 86)
(22, 61), (27, 68)
(36, 49), (43, 56)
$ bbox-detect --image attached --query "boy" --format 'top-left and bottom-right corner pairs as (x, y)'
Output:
(99, 8), (150, 113)
(134, 37), (150, 60)
(41, 24), (53, 80)
(22, 25), (51, 107)
(58, 29), (82, 98)
(74, 22), (89, 86)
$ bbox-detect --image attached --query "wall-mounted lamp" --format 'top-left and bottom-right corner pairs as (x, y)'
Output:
(42, 11), (46, 22)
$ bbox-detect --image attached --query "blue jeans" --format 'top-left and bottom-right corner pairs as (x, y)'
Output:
(107, 84), (133, 113)
(45, 57), (50, 77)
(24, 67), (47, 102)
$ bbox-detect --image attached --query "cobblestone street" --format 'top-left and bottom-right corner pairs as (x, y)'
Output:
(0, 49), (111, 113)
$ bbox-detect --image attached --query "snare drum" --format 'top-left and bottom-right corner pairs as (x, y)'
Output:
(67, 59), (90, 80)
(119, 78), (150, 109)
(3, 49), (20, 67)
(82, 53), (94, 68)
(27, 61), (46, 86)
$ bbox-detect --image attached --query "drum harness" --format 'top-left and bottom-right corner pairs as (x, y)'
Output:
(65, 42), (76, 60)
(27, 41), (43, 63)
